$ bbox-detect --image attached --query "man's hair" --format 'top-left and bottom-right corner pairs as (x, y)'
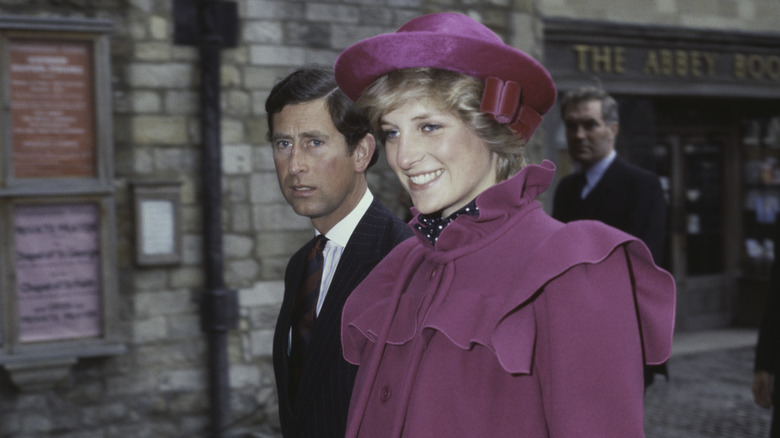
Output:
(559, 85), (619, 125)
(265, 67), (377, 168)
(357, 68), (528, 182)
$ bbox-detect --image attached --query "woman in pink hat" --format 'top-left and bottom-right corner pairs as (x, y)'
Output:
(334, 12), (676, 437)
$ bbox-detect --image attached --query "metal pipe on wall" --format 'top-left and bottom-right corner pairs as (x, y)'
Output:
(174, 1), (238, 436)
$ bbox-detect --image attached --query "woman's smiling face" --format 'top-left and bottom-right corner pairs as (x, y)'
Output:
(381, 100), (498, 217)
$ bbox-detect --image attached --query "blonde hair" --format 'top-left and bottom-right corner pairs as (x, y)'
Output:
(356, 68), (528, 181)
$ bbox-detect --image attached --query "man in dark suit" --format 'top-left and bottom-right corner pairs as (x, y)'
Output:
(552, 86), (668, 384)
(265, 68), (412, 438)
(753, 220), (780, 438)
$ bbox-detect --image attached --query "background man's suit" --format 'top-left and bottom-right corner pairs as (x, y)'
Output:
(552, 156), (667, 265)
(755, 220), (780, 437)
(273, 198), (412, 438)
(553, 156), (669, 386)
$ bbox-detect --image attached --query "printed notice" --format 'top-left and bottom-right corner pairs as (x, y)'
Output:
(15, 203), (102, 342)
(140, 199), (175, 255)
(9, 40), (96, 178)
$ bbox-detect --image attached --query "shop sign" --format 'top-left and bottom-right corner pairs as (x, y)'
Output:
(565, 44), (780, 81)
(543, 20), (780, 91)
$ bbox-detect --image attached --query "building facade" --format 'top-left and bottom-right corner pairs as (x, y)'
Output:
(0, 0), (777, 436)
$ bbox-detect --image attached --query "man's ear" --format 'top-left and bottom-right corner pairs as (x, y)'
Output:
(609, 121), (619, 139)
(353, 133), (376, 173)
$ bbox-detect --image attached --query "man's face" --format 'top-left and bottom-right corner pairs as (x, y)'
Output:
(271, 98), (368, 233)
(562, 99), (618, 169)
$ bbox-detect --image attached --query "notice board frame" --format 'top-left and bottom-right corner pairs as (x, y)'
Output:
(0, 16), (123, 392)
(0, 15), (114, 194)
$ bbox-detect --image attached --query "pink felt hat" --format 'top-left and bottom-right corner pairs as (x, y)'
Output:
(334, 12), (556, 139)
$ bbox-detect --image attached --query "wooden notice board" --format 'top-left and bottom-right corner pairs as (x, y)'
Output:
(9, 39), (96, 178)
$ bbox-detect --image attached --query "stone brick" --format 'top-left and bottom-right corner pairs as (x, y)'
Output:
(222, 63), (243, 87)
(245, 0), (304, 19)
(132, 316), (169, 343)
(239, 280), (284, 307)
(129, 90), (162, 112)
(331, 24), (393, 50)
(181, 234), (204, 265)
(21, 413), (52, 434)
(250, 172), (285, 204)
(157, 368), (206, 392)
(134, 289), (195, 317)
(222, 118), (246, 143)
(250, 45), (307, 67)
(223, 144), (254, 175)
(225, 234), (255, 258)
(167, 313), (201, 339)
(230, 203), (253, 232)
(255, 230), (311, 257)
(243, 20), (284, 44)
(249, 329), (275, 357)
(132, 147), (155, 174)
(149, 15), (167, 40)
(153, 147), (198, 172)
(225, 89), (252, 116)
(227, 258), (261, 284)
(283, 21), (332, 50)
(252, 203), (312, 231)
(229, 364), (262, 389)
(126, 63), (194, 88)
(164, 90), (199, 114)
(134, 41), (172, 61)
(305, 3), (360, 23)
(131, 116), (188, 145)
(509, 12), (536, 54)
(0, 412), (20, 435)
(132, 269), (169, 291)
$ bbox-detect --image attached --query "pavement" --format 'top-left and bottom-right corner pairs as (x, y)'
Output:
(644, 328), (774, 437)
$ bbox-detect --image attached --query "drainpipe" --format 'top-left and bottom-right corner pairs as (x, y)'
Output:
(173, 1), (239, 437)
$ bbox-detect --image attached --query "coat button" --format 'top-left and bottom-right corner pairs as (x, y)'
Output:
(430, 268), (436, 279)
(380, 385), (391, 403)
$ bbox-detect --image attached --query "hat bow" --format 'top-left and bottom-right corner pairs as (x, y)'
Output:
(480, 76), (543, 140)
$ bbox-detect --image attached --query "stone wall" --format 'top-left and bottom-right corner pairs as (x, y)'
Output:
(538, 0), (780, 32)
(0, 0), (776, 436)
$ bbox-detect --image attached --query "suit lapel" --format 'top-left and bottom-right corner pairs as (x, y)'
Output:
(274, 240), (313, 421)
(291, 200), (388, 419)
(581, 158), (622, 207)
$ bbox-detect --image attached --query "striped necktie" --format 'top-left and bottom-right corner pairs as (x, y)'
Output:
(288, 234), (327, 405)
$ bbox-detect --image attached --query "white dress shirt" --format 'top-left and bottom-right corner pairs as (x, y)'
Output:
(314, 188), (374, 315)
(581, 149), (617, 199)
(288, 189), (374, 354)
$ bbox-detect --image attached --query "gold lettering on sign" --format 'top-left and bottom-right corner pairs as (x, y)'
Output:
(642, 49), (718, 77)
(572, 45), (626, 74)
(570, 43), (780, 81)
(734, 53), (780, 80)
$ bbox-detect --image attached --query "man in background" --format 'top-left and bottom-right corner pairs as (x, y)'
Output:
(753, 219), (780, 438)
(552, 85), (669, 386)
(265, 68), (412, 438)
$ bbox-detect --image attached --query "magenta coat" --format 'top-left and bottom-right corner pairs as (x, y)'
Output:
(341, 161), (676, 437)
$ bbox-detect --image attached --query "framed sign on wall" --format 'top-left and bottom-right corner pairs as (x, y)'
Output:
(0, 16), (123, 391)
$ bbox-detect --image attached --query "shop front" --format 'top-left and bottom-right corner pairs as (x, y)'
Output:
(543, 19), (780, 331)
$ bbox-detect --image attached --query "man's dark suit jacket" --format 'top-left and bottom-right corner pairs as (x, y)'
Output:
(552, 156), (668, 265)
(755, 221), (780, 437)
(553, 156), (669, 385)
(273, 198), (413, 438)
